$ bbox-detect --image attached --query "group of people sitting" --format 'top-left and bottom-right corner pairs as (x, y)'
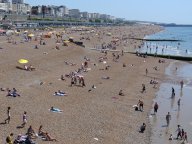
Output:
(6, 88), (20, 97)
(13, 125), (57, 143)
(24, 65), (35, 71)
(158, 59), (165, 63)
(150, 79), (158, 84)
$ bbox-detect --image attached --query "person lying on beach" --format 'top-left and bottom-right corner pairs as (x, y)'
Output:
(101, 76), (110, 80)
(0, 87), (8, 91)
(64, 61), (76, 66)
(54, 90), (67, 96)
(24, 65), (36, 71)
(150, 79), (158, 84)
(28, 65), (36, 71)
(153, 66), (158, 71)
(43, 132), (57, 141)
(14, 134), (27, 143)
(88, 85), (96, 92)
(50, 107), (63, 112)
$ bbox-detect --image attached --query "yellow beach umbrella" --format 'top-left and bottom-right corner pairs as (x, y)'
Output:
(28, 34), (34, 37)
(18, 59), (28, 64)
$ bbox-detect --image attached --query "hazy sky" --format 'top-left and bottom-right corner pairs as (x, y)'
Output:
(26, 0), (192, 24)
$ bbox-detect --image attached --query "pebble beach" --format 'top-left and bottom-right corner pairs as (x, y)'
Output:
(0, 25), (172, 144)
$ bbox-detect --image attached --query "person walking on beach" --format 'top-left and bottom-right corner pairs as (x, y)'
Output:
(5, 107), (11, 124)
(154, 102), (159, 114)
(166, 112), (171, 126)
(183, 132), (188, 142)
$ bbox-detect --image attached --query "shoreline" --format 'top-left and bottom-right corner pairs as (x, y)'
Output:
(0, 24), (170, 144)
(149, 60), (192, 144)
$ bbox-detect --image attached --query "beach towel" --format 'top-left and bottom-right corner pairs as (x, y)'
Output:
(53, 93), (67, 96)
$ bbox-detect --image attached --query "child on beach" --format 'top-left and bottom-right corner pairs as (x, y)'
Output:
(140, 123), (146, 133)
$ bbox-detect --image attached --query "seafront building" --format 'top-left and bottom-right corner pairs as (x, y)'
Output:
(0, 2), (121, 23)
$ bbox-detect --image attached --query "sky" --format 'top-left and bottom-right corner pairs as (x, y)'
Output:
(26, 0), (192, 24)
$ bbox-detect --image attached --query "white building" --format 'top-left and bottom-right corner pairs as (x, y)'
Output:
(12, 3), (31, 14)
(0, 2), (11, 12)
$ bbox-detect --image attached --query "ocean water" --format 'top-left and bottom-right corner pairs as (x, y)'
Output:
(140, 26), (192, 57)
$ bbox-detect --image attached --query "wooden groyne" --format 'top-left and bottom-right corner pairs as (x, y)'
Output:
(127, 52), (192, 61)
(129, 38), (183, 42)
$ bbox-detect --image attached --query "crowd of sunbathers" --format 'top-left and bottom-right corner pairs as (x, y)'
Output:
(11, 125), (57, 144)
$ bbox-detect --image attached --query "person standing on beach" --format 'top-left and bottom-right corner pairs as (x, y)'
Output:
(141, 84), (146, 93)
(166, 112), (171, 126)
(5, 107), (11, 124)
(154, 102), (158, 114)
(145, 68), (148, 76)
(171, 87), (175, 98)
(176, 125), (182, 140)
(21, 111), (27, 127)
(137, 100), (144, 112)
(180, 80), (184, 89)
(177, 98), (181, 110)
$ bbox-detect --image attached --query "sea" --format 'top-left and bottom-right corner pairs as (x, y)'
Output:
(141, 26), (192, 144)
(140, 26), (192, 57)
